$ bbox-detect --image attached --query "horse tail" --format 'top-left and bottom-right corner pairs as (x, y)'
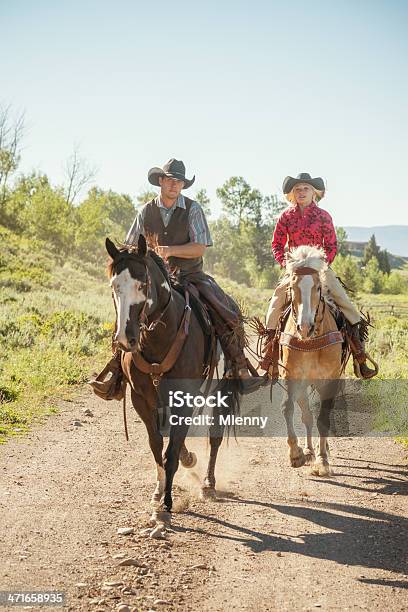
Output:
(211, 376), (241, 441)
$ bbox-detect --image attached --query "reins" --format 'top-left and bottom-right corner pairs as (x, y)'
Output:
(138, 262), (172, 333)
(132, 290), (192, 388)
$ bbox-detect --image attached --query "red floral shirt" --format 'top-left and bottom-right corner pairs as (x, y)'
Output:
(272, 202), (337, 267)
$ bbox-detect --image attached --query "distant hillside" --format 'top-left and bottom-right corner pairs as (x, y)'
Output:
(343, 226), (408, 257)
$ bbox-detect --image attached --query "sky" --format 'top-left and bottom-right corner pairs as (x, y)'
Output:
(1, 0), (408, 226)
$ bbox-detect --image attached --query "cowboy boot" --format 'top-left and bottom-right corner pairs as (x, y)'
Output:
(89, 350), (125, 400)
(259, 329), (279, 380)
(216, 324), (264, 394)
(349, 323), (378, 380)
(232, 352), (266, 394)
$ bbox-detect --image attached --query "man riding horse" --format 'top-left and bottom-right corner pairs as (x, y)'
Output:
(260, 172), (377, 380)
(91, 158), (262, 398)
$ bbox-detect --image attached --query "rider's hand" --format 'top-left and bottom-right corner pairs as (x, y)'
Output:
(155, 245), (173, 260)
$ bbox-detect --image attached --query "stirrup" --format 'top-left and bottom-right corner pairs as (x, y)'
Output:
(353, 353), (379, 379)
(88, 355), (125, 401)
(238, 373), (265, 395)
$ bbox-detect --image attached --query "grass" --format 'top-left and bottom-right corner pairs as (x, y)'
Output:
(0, 226), (114, 443)
(212, 275), (272, 320)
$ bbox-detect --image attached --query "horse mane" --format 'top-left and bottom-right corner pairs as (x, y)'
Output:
(286, 245), (328, 274)
(106, 242), (170, 285)
(147, 249), (170, 284)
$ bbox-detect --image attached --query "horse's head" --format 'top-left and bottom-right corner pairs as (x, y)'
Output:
(289, 269), (322, 338)
(286, 246), (327, 339)
(106, 235), (170, 352)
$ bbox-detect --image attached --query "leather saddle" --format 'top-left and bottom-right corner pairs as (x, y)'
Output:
(172, 281), (212, 336)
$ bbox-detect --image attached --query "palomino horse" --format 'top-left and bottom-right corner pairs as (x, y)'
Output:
(278, 246), (345, 476)
(105, 235), (240, 521)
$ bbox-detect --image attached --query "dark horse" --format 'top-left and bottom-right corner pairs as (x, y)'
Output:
(106, 235), (239, 522)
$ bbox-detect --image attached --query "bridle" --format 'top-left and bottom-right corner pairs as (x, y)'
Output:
(110, 249), (192, 440)
(111, 252), (172, 348)
(289, 267), (325, 335)
(279, 264), (344, 359)
(137, 260), (172, 334)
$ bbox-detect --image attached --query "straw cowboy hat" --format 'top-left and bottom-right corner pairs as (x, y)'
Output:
(148, 158), (195, 189)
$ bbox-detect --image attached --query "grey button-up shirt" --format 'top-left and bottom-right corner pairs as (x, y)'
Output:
(125, 194), (213, 247)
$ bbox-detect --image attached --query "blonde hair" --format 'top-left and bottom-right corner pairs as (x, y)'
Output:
(286, 185), (324, 205)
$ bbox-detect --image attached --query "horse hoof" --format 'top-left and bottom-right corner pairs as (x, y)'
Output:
(150, 524), (167, 540)
(201, 486), (217, 500)
(311, 458), (332, 477)
(289, 447), (306, 468)
(181, 451), (197, 469)
(303, 449), (316, 466)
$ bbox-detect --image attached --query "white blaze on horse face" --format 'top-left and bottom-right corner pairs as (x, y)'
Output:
(111, 269), (146, 347)
(298, 275), (315, 336)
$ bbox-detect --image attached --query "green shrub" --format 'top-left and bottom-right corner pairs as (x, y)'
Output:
(362, 258), (386, 294)
(0, 386), (19, 403)
(383, 271), (408, 295)
(331, 254), (362, 292)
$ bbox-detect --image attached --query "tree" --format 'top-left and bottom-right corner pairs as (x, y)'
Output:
(137, 189), (157, 207)
(216, 176), (259, 231)
(363, 233), (390, 275)
(194, 188), (211, 217)
(331, 254), (362, 293)
(2, 172), (48, 232)
(377, 249), (391, 275)
(75, 187), (136, 259)
(205, 216), (251, 285)
(207, 179), (285, 287)
(263, 194), (287, 228)
(384, 271), (408, 295)
(363, 234), (380, 267)
(363, 257), (385, 294)
(64, 146), (97, 205)
(0, 104), (25, 210)
(336, 227), (349, 256)
(19, 176), (76, 252)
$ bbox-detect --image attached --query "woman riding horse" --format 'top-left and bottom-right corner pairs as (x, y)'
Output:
(260, 172), (377, 380)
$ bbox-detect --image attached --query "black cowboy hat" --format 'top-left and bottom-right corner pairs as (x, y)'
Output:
(282, 172), (325, 195)
(148, 158), (195, 189)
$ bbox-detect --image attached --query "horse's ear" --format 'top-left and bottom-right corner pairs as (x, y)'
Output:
(106, 237), (119, 260)
(138, 234), (147, 257)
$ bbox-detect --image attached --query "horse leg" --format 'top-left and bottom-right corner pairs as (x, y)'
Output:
(202, 425), (223, 499)
(130, 390), (164, 505)
(311, 382), (338, 477)
(150, 432), (165, 505)
(162, 416), (192, 513)
(297, 394), (315, 465)
(282, 384), (305, 468)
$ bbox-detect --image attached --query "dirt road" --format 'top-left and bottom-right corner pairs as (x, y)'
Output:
(1, 387), (407, 611)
